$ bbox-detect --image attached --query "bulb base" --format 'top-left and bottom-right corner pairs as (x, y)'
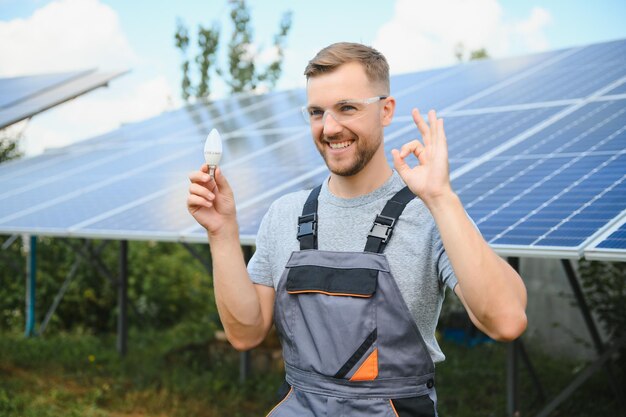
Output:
(208, 165), (216, 179)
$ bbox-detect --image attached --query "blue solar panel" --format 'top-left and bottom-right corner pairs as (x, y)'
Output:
(0, 69), (126, 129)
(596, 222), (626, 249)
(462, 39), (626, 109)
(0, 70), (91, 108)
(451, 99), (626, 252)
(0, 39), (624, 262)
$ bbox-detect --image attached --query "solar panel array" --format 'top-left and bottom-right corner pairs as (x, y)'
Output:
(0, 69), (127, 129)
(0, 39), (624, 261)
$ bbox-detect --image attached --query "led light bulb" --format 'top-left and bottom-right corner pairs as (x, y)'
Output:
(204, 128), (222, 179)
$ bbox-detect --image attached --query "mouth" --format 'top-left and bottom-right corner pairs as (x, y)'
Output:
(326, 140), (354, 150)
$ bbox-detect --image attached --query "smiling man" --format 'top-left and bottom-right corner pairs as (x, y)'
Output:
(187, 42), (527, 416)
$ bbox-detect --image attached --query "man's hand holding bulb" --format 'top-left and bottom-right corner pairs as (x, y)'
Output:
(188, 129), (237, 239)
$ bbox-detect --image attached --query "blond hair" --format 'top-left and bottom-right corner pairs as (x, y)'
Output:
(304, 42), (390, 93)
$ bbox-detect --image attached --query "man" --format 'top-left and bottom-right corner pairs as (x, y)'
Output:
(187, 42), (527, 416)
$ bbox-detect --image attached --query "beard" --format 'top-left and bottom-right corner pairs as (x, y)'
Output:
(317, 132), (381, 177)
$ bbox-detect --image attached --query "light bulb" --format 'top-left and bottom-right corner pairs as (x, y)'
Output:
(204, 128), (222, 179)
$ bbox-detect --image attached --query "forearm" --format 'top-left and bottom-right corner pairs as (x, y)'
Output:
(208, 223), (268, 350)
(426, 191), (527, 340)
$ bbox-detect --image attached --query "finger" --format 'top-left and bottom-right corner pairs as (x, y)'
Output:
(399, 140), (424, 159)
(391, 149), (411, 176)
(438, 118), (447, 144)
(428, 110), (438, 144)
(189, 170), (211, 185)
(200, 164), (209, 173)
(187, 194), (213, 210)
(189, 183), (215, 202)
(412, 108), (430, 140)
(213, 167), (232, 195)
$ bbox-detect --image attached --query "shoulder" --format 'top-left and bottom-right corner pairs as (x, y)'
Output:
(265, 189), (311, 218)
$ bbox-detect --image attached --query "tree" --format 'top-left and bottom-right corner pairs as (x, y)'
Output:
(454, 42), (490, 62)
(175, 0), (292, 101)
(0, 125), (24, 163)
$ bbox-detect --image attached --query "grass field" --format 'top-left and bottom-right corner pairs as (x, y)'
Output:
(0, 325), (622, 417)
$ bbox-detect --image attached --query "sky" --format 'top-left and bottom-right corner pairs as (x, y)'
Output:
(1, 0), (625, 156)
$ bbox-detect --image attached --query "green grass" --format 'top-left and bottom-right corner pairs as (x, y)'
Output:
(0, 327), (622, 417)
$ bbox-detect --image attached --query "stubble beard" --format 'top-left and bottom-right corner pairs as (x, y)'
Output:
(318, 132), (381, 177)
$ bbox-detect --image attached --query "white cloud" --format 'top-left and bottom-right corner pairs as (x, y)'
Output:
(373, 0), (552, 74)
(0, 0), (175, 156)
(0, 0), (137, 76)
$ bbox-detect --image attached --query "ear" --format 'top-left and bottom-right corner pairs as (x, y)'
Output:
(381, 96), (396, 127)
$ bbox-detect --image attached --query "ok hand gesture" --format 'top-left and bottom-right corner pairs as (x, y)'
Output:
(391, 109), (453, 206)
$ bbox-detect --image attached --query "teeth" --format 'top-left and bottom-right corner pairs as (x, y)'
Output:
(329, 141), (352, 149)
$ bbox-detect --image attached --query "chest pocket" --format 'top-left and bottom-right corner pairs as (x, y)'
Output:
(284, 264), (379, 379)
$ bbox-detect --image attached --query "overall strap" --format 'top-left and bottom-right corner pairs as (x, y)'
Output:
(297, 185), (322, 250)
(364, 186), (415, 254)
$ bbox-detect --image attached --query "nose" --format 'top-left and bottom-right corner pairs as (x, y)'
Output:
(322, 111), (342, 136)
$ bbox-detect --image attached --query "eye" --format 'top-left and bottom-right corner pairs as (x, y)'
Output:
(308, 108), (324, 118)
(339, 104), (358, 113)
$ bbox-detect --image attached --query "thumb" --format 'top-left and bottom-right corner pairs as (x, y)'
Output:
(214, 167), (233, 195)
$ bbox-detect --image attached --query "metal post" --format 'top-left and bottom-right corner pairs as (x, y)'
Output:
(24, 235), (37, 337)
(506, 257), (520, 417)
(517, 339), (546, 404)
(507, 341), (520, 417)
(117, 240), (128, 356)
(239, 245), (254, 383)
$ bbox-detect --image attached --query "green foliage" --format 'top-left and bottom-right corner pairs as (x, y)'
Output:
(174, 18), (192, 101)
(0, 328), (279, 417)
(454, 42), (490, 62)
(195, 24), (220, 98)
(174, 0), (292, 100)
(469, 48), (489, 61)
(0, 236), (216, 335)
(0, 330), (623, 416)
(578, 260), (626, 370)
(0, 128), (24, 163)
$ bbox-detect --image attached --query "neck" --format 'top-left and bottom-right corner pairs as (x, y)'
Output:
(327, 150), (393, 199)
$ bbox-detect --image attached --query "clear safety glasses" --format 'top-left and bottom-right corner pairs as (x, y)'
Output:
(301, 95), (388, 125)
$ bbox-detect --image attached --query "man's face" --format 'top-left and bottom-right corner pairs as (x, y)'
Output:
(305, 62), (390, 177)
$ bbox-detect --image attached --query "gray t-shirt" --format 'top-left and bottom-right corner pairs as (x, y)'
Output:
(247, 171), (458, 363)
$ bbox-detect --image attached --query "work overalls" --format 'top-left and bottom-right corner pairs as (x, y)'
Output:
(267, 185), (438, 417)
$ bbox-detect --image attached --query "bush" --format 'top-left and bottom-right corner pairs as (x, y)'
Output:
(0, 236), (218, 334)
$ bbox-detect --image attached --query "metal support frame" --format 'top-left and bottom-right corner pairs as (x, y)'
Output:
(530, 260), (625, 416)
(505, 257), (626, 417)
(1, 234), (23, 274)
(534, 334), (626, 417)
(182, 242), (212, 274)
(507, 257), (546, 417)
(507, 340), (520, 417)
(185, 240), (254, 383)
(39, 239), (97, 334)
(25, 235), (37, 337)
(117, 240), (128, 356)
(61, 239), (144, 328)
(240, 245), (254, 384)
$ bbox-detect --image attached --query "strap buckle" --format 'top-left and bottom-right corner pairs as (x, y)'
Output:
(297, 213), (317, 239)
(368, 215), (395, 243)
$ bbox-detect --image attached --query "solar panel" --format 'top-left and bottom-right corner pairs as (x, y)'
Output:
(450, 97), (625, 258)
(584, 212), (626, 261)
(0, 39), (624, 263)
(0, 70), (91, 107)
(0, 69), (127, 129)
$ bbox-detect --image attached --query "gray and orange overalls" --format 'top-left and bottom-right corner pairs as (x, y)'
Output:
(267, 185), (439, 417)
